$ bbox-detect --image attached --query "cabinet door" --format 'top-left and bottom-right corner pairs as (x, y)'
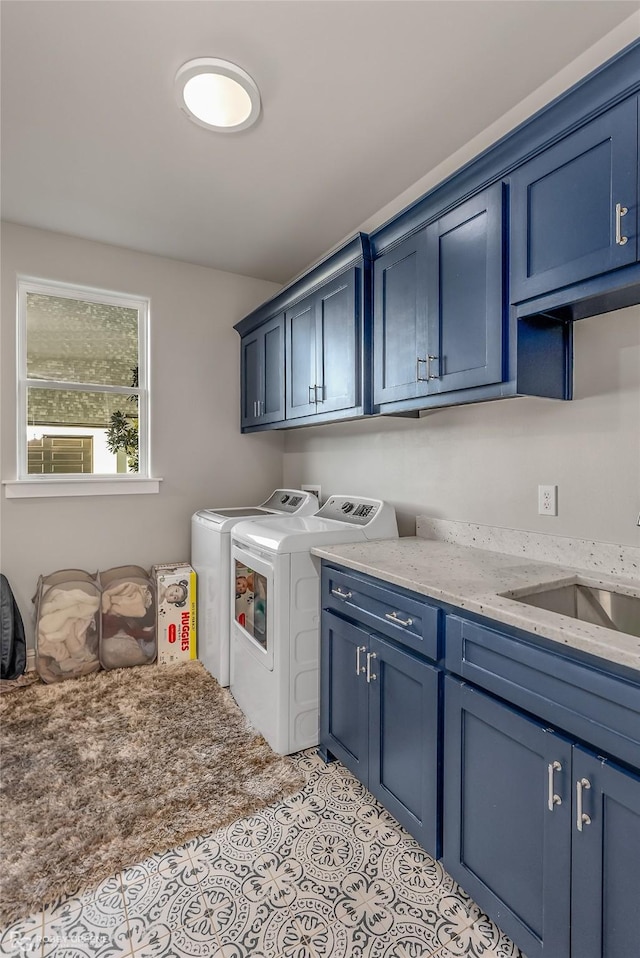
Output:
(240, 314), (285, 428)
(510, 98), (638, 303)
(426, 183), (505, 393)
(286, 294), (317, 419)
(443, 678), (572, 958)
(571, 747), (640, 958)
(240, 329), (263, 428)
(320, 612), (369, 780)
(316, 269), (359, 415)
(367, 635), (440, 858)
(373, 230), (429, 405)
(260, 313), (285, 424)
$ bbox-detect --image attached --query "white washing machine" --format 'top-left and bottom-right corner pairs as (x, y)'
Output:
(230, 495), (398, 754)
(191, 489), (318, 686)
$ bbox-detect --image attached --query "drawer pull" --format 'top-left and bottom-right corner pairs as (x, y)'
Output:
(576, 777), (592, 831)
(547, 761), (562, 811)
(366, 651), (377, 683)
(615, 202), (628, 246)
(355, 645), (367, 676)
(331, 587), (352, 601)
(385, 611), (413, 628)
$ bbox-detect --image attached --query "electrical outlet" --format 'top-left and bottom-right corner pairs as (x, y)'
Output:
(538, 484), (558, 516)
(301, 483), (322, 505)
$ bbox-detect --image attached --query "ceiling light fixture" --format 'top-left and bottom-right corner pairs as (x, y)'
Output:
(174, 57), (261, 133)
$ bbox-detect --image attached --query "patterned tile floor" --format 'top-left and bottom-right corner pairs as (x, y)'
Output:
(1, 749), (525, 958)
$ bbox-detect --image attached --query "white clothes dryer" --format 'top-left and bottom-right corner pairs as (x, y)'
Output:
(191, 489), (318, 686)
(230, 496), (398, 754)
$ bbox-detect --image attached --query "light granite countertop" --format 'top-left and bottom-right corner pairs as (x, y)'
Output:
(311, 533), (640, 677)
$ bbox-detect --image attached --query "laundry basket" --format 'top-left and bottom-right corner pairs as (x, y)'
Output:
(99, 565), (156, 669)
(34, 569), (101, 683)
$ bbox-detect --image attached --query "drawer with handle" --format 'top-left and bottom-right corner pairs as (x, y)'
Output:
(446, 613), (640, 770)
(322, 563), (441, 661)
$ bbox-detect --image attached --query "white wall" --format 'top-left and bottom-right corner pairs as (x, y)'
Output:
(283, 21), (640, 548)
(283, 306), (640, 544)
(1, 223), (283, 642)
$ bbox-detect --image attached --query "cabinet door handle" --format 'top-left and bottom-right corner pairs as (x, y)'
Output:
(416, 357), (429, 382)
(254, 401), (259, 417)
(355, 644), (367, 676)
(366, 651), (377, 683)
(384, 611), (413, 628)
(315, 384), (324, 403)
(427, 355), (440, 380)
(615, 202), (628, 246)
(547, 761), (562, 811)
(576, 777), (592, 831)
(309, 385), (316, 404)
(331, 587), (352, 600)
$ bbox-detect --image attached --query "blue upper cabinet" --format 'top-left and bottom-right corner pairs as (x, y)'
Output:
(511, 97), (639, 304)
(286, 268), (360, 421)
(240, 312), (285, 428)
(426, 183), (505, 394)
(235, 234), (370, 432)
(235, 42), (640, 430)
(373, 182), (506, 411)
(373, 230), (429, 405)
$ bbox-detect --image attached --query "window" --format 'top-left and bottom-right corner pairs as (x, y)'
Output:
(17, 278), (150, 483)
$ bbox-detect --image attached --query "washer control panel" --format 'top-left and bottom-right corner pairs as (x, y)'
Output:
(316, 496), (381, 525)
(260, 489), (318, 514)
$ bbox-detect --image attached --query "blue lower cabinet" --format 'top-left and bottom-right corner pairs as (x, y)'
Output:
(570, 747), (640, 958)
(368, 634), (440, 857)
(443, 677), (571, 958)
(320, 613), (369, 780)
(320, 610), (441, 858)
(443, 677), (572, 958)
(444, 676), (640, 958)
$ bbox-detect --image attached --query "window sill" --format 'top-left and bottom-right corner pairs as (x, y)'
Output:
(3, 477), (162, 499)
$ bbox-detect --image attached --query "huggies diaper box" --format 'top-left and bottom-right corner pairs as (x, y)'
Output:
(152, 562), (197, 664)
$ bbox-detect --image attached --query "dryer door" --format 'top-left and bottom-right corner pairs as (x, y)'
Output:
(231, 542), (275, 670)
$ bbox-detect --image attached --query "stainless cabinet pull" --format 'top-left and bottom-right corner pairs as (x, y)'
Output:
(315, 384), (324, 403)
(427, 355), (440, 380)
(547, 761), (562, 811)
(366, 651), (377, 683)
(331, 587), (352, 600)
(384, 611), (413, 628)
(416, 357), (429, 382)
(309, 385), (316, 403)
(576, 777), (592, 831)
(355, 644), (367, 676)
(615, 202), (628, 246)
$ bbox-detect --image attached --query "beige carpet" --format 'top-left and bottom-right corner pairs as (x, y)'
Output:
(0, 661), (304, 927)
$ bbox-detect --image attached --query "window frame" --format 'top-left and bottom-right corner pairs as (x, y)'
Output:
(15, 276), (152, 486)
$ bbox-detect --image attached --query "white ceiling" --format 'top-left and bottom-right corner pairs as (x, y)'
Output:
(2, 1), (639, 284)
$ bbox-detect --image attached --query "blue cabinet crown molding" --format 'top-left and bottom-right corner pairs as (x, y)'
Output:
(370, 39), (640, 257)
(234, 232), (371, 337)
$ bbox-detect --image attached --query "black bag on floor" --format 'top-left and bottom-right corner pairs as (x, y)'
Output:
(1, 574), (27, 680)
